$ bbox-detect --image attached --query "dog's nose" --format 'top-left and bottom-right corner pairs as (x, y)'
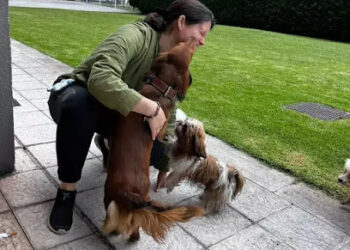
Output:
(338, 178), (343, 183)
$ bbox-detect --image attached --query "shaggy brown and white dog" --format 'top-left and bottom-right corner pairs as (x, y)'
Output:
(166, 118), (245, 213)
(338, 159), (350, 205)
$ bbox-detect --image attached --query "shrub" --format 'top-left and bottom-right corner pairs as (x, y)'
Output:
(133, 0), (349, 42)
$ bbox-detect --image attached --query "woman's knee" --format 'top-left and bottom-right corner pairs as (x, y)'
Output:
(60, 85), (91, 113)
(50, 85), (96, 123)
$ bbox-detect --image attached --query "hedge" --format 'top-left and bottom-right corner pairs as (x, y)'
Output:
(130, 0), (350, 42)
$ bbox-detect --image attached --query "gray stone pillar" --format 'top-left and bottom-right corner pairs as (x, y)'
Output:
(0, 0), (15, 174)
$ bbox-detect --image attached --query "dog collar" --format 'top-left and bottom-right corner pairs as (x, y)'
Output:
(146, 74), (176, 101)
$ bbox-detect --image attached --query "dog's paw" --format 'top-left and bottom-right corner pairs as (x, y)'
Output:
(128, 231), (140, 242)
(166, 187), (174, 193)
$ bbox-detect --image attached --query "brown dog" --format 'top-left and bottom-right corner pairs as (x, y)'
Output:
(166, 118), (245, 214)
(103, 41), (204, 242)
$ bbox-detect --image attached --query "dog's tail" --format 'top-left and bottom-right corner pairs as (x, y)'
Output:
(228, 166), (245, 198)
(104, 200), (204, 242)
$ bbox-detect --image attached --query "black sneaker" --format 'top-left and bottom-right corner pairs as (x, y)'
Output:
(94, 134), (109, 168)
(48, 189), (76, 234)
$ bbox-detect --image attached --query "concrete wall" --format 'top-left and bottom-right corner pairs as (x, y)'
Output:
(0, 0), (15, 174)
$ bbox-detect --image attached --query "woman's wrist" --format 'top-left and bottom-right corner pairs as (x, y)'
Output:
(144, 102), (161, 120)
(132, 97), (158, 116)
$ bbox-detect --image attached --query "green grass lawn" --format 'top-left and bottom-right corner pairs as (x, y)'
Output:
(10, 7), (350, 198)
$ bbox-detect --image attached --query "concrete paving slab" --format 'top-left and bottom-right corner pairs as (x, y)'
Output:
(14, 137), (22, 148)
(30, 99), (49, 111)
(27, 142), (60, 168)
(259, 206), (350, 249)
(47, 158), (106, 191)
(12, 89), (25, 101)
(0, 211), (33, 249)
(15, 123), (56, 145)
(14, 148), (38, 172)
(13, 61), (43, 69)
(11, 63), (19, 70)
(14, 110), (53, 128)
(15, 201), (92, 250)
(340, 240), (350, 249)
(11, 50), (37, 60)
(277, 182), (350, 233)
(75, 187), (105, 228)
(12, 67), (27, 75)
(109, 226), (204, 249)
(179, 203), (252, 247)
(229, 179), (290, 222)
(13, 97), (38, 113)
(0, 192), (10, 213)
(12, 74), (38, 83)
(50, 235), (109, 250)
(11, 45), (45, 58)
(43, 110), (53, 120)
(28, 142), (95, 168)
(88, 134), (103, 157)
(22, 67), (56, 76)
(206, 135), (295, 192)
(209, 224), (293, 250)
(18, 89), (50, 100)
(46, 64), (73, 74)
(12, 79), (47, 91)
(0, 170), (56, 207)
(33, 72), (60, 84)
(11, 53), (30, 62)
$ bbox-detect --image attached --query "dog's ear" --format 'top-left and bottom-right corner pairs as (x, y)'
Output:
(194, 131), (206, 158)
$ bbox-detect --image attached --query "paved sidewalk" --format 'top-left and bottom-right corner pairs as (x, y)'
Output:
(1, 39), (350, 249)
(9, 0), (136, 13)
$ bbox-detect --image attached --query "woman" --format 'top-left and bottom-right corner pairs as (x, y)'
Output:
(48, 0), (214, 234)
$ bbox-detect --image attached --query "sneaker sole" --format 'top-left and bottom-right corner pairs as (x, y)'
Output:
(47, 218), (69, 235)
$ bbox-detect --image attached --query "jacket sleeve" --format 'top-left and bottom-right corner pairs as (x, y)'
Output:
(87, 28), (144, 116)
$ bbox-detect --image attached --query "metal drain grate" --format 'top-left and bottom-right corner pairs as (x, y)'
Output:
(284, 102), (350, 121)
(13, 98), (20, 107)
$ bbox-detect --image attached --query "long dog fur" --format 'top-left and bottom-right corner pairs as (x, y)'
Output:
(167, 118), (245, 213)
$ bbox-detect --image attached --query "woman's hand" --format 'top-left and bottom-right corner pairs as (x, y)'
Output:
(146, 106), (166, 140)
(132, 97), (166, 140)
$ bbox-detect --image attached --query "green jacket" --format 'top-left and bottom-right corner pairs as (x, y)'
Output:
(64, 21), (177, 138)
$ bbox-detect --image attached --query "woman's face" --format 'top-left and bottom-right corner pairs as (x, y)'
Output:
(174, 16), (211, 49)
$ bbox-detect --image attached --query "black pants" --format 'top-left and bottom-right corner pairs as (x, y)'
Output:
(48, 84), (169, 183)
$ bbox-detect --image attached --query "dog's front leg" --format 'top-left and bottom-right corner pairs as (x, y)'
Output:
(166, 172), (185, 193)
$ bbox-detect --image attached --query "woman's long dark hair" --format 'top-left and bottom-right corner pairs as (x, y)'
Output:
(144, 0), (215, 32)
